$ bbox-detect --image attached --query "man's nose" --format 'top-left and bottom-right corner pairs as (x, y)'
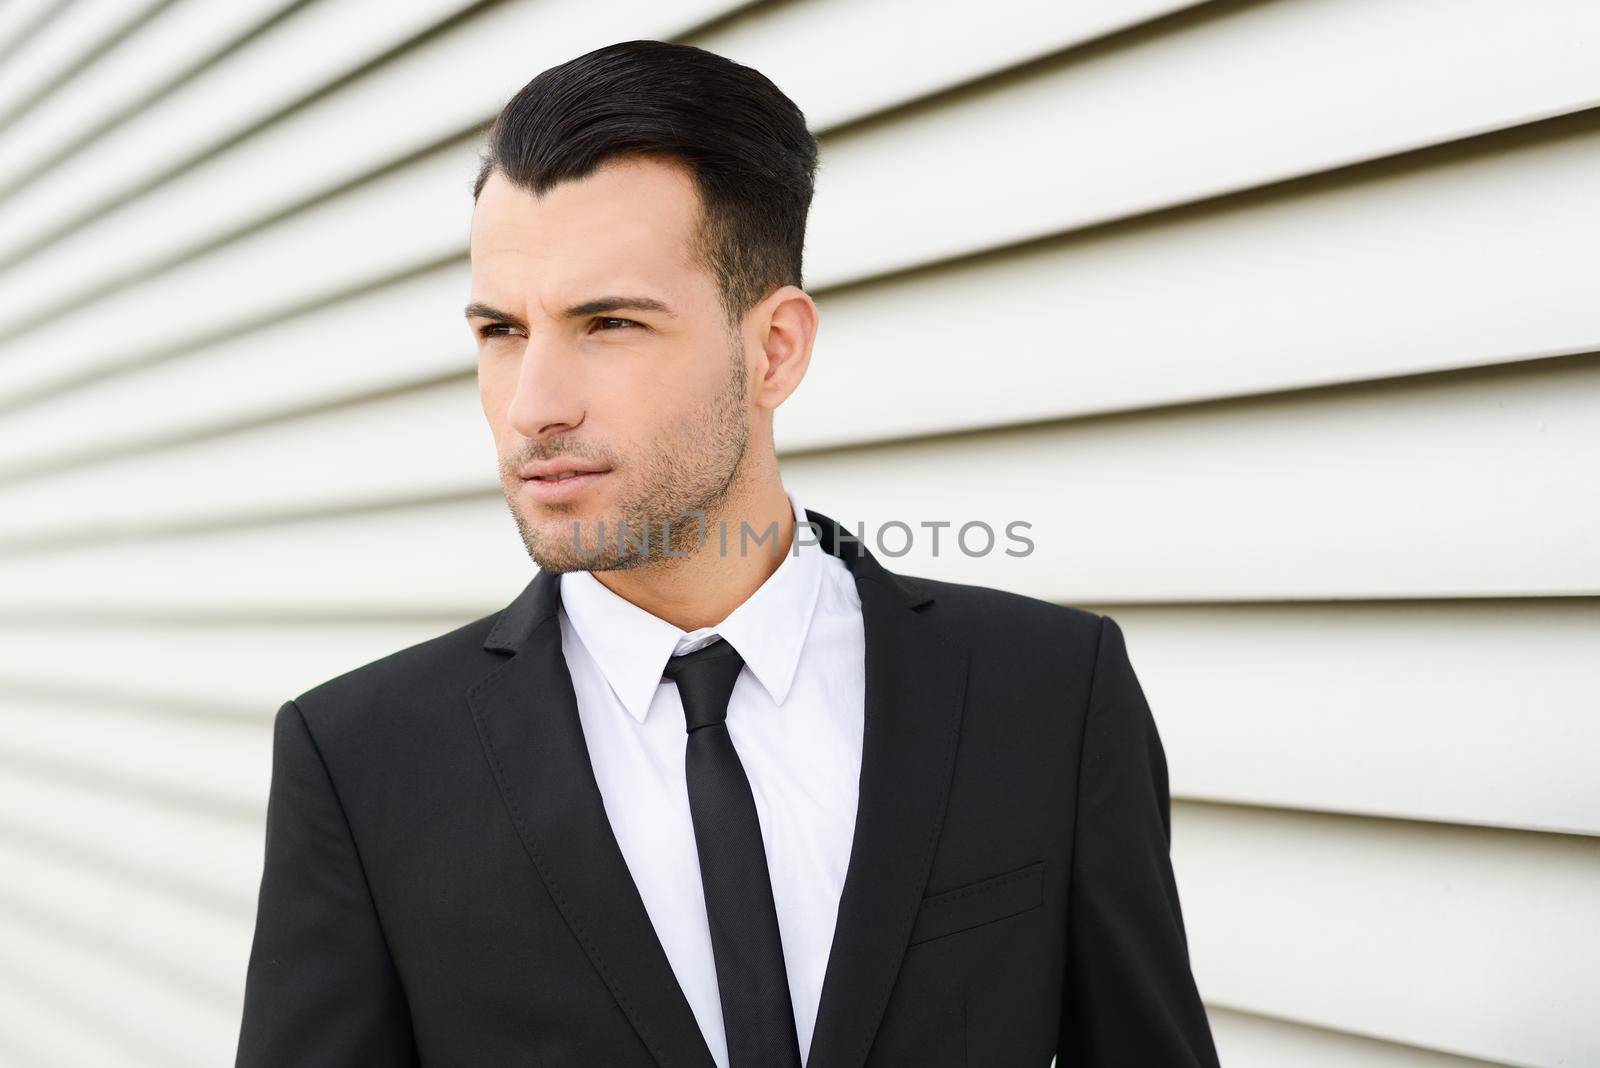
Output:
(505, 337), (586, 440)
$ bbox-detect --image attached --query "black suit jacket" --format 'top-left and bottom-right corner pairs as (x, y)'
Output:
(236, 508), (1220, 1067)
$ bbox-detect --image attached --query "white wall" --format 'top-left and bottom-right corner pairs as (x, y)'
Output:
(1, 1), (1596, 1065)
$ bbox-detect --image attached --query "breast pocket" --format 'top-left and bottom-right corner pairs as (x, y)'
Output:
(907, 860), (1045, 946)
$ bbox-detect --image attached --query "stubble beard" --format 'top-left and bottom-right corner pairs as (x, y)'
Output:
(503, 339), (750, 575)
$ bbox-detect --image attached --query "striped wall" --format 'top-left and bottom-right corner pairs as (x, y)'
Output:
(1, 1), (1597, 1064)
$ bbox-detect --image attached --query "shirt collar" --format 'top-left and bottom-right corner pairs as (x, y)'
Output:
(558, 489), (825, 724)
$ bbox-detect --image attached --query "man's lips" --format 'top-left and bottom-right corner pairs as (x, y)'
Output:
(518, 459), (612, 480)
(518, 467), (610, 503)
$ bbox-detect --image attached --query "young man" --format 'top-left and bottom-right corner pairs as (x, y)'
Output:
(236, 39), (1220, 1068)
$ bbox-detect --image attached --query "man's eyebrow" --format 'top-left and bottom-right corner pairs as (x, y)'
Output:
(463, 302), (522, 325)
(462, 296), (677, 323)
(560, 295), (677, 319)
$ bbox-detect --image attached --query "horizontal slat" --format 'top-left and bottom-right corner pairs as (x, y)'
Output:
(0, 493), (523, 612)
(0, 260), (472, 473)
(0, 137), (478, 409)
(0, 0), (510, 258)
(0, 0), (150, 123)
(0, 961), (148, 1068)
(0, 0), (295, 196)
(786, 121), (1600, 450)
(4, 596), (1595, 838)
(0, 901), (236, 1068)
(784, 358), (1600, 601)
(0, 617), (467, 714)
(800, 0), (1600, 286)
(1205, 1006), (1507, 1068)
(4, 114), (1599, 474)
(0, 352), (1593, 605)
(0, 837), (252, 1002)
(0, 694), (271, 812)
(1175, 801), (1600, 1066)
(697, 0), (1198, 132)
(0, 0), (68, 66)
(0, 0), (746, 306)
(0, 767), (262, 912)
(5, 4), (1600, 424)
(1111, 600), (1600, 837)
(0, 375), (491, 537)
(0, 0), (1191, 321)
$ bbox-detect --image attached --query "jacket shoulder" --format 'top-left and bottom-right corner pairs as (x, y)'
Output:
(288, 609), (508, 737)
(894, 571), (1104, 654)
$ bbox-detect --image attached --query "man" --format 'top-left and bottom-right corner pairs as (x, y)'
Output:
(235, 39), (1220, 1068)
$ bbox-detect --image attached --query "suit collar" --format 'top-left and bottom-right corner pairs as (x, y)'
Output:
(470, 506), (965, 1068)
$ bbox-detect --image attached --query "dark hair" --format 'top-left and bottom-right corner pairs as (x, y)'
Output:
(472, 39), (820, 331)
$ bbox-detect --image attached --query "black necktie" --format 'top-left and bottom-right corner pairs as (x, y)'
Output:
(663, 638), (803, 1068)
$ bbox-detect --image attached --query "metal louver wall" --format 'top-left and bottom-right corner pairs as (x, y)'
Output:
(0, 1), (1596, 1064)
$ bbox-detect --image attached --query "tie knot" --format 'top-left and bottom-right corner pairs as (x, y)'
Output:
(663, 637), (746, 732)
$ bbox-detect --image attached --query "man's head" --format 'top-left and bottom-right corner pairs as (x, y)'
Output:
(467, 40), (820, 575)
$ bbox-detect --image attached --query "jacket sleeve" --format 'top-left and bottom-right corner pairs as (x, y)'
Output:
(235, 699), (419, 1067)
(1057, 614), (1221, 1067)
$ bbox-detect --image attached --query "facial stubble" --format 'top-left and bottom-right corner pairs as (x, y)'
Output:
(502, 335), (750, 574)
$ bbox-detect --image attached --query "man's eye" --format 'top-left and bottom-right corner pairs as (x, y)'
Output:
(593, 317), (641, 331)
(478, 324), (520, 339)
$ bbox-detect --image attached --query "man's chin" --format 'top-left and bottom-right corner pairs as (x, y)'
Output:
(512, 509), (644, 574)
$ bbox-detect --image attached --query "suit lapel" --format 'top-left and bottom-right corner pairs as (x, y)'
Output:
(467, 570), (717, 1068)
(801, 509), (970, 1068)
(466, 507), (969, 1068)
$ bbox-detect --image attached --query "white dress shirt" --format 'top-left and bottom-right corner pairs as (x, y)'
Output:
(557, 489), (866, 1068)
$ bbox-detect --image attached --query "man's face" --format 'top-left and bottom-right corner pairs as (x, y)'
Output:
(468, 157), (752, 573)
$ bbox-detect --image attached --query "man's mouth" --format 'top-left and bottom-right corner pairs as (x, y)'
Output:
(518, 465), (612, 502)
(518, 458), (612, 480)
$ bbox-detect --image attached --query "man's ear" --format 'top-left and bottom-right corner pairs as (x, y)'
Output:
(751, 285), (819, 412)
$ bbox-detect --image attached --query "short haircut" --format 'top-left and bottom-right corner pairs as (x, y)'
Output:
(472, 39), (820, 331)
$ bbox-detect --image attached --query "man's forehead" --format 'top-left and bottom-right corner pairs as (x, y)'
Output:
(468, 235), (693, 314)
(471, 169), (701, 286)
(472, 160), (698, 238)
(467, 275), (682, 318)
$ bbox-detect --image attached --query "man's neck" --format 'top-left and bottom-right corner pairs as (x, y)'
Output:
(589, 481), (797, 633)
